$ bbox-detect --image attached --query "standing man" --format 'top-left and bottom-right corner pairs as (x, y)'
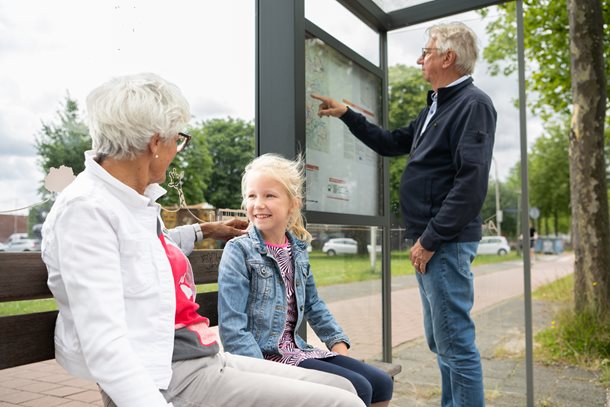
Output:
(312, 22), (496, 407)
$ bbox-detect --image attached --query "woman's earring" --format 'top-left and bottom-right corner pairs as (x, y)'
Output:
(155, 154), (159, 159)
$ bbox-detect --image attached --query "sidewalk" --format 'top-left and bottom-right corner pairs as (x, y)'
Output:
(1, 253), (607, 406)
(310, 253), (573, 360)
(391, 290), (609, 406)
(312, 252), (608, 406)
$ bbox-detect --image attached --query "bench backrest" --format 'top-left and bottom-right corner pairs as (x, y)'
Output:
(0, 250), (222, 370)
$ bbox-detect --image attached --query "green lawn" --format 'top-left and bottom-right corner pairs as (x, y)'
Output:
(0, 298), (57, 317)
(309, 250), (521, 286)
(0, 251), (521, 316)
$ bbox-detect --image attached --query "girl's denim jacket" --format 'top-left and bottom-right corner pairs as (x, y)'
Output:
(218, 227), (350, 359)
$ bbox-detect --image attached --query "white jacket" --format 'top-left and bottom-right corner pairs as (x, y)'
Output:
(42, 151), (198, 407)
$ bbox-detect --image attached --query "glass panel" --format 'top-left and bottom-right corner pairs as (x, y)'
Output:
(0, 1), (255, 248)
(305, 0), (380, 65)
(305, 34), (382, 216)
(386, 7), (538, 405)
(306, 224), (384, 361)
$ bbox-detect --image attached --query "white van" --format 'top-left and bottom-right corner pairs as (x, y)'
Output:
(477, 236), (511, 256)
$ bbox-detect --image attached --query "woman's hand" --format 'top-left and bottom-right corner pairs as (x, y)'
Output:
(200, 219), (248, 241)
(331, 342), (349, 356)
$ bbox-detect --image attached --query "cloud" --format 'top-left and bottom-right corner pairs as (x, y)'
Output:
(0, 155), (43, 215)
(0, 0), (256, 213)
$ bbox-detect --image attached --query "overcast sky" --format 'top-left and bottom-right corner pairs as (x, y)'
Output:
(0, 0), (541, 215)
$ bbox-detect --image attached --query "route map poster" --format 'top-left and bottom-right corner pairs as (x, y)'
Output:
(305, 35), (382, 216)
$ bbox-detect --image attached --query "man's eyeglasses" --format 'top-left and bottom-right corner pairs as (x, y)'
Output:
(177, 132), (191, 153)
(421, 47), (441, 58)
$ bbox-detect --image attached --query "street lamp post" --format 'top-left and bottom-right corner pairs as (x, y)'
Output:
(492, 157), (502, 236)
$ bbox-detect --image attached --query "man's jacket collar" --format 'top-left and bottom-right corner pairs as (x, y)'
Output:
(427, 76), (474, 106)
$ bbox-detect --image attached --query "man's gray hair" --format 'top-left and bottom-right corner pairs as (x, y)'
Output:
(86, 72), (191, 160)
(427, 22), (479, 76)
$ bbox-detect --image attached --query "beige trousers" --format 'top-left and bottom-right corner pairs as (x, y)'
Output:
(100, 352), (365, 407)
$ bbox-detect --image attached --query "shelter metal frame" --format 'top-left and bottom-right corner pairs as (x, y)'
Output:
(256, 0), (532, 403)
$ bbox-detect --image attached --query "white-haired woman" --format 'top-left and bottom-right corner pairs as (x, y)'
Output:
(42, 73), (364, 407)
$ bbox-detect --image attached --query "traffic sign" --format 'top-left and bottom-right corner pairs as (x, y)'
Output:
(529, 207), (540, 219)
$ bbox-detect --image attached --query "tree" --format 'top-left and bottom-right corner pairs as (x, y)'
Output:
(34, 94), (214, 209)
(197, 118), (255, 210)
(387, 64), (429, 219)
(480, 179), (519, 238)
(528, 120), (571, 235)
(480, 0), (610, 319)
(567, 0), (609, 317)
(35, 95), (90, 196)
(31, 95), (90, 228)
(479, 1), (610, 121)
(159, 128), (212, 207)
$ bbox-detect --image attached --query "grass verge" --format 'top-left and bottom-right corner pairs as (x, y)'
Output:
(533, 274), (610, 385)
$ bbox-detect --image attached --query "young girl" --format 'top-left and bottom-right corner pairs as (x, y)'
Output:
(218, 153), (393, 407)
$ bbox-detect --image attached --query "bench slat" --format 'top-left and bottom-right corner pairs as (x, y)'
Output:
(195, 291), (219, 327)
(190, 249), (222, 285)
(0, 253), (51, 302)
(0, 250), (222, 303)
(0, 311), (57, 369)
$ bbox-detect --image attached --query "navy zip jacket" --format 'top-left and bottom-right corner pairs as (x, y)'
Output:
(340, 77), (497, 251)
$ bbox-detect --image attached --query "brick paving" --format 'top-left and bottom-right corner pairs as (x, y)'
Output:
(0, 360), (101, 406)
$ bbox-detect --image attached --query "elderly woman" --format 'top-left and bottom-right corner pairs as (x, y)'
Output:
(41, 73), (364, 407)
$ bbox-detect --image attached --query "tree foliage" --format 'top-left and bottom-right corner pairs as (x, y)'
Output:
(35, 95), (90, 196)
(159, 128), (212, 207)
(33, 95), (251, 212)
(196, 118), (254, 210)
(387, 64), (429, 219)
(478, 1), (610, 121)
(481, 1), (610, 318)
(480, 179), (520, 238)
(31, 95), (90, 229)
(528, 120), (571, 233)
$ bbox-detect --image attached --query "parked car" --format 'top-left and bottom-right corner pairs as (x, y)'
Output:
(0, 242), (6, 252)
(5, 239), (41, 252)
(477, 236), (510, 256)
(322, 238), (358, 256)
(6, 233), (28, 244)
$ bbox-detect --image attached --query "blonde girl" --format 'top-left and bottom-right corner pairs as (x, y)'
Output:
(218, 153), (393, 407)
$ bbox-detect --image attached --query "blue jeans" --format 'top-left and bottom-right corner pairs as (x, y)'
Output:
(415, 241), (484, 407)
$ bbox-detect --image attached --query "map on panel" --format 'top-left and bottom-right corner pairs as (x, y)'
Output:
(305, 36), (381, 216)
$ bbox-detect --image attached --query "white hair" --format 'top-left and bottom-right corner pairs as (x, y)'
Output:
(427, 22), (479, 75)
(86, 72), (191, 160)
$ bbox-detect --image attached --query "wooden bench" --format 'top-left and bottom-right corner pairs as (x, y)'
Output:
(0, 251), (401, 378)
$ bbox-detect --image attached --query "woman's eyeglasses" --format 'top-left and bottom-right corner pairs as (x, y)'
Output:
(177, 132), (191, 153)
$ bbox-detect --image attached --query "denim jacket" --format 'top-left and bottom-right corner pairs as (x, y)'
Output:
(218, 227), (350, 359)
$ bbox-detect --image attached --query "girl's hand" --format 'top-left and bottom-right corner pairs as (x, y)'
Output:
(331, 342), (349, 356)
